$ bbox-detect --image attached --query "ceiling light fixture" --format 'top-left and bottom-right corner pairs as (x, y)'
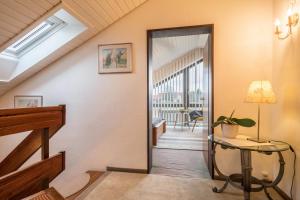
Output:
(275, 0), (299, 40)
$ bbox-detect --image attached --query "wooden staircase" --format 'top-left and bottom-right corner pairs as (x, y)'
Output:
(25, 188), (65, 200)
(0, 105), (66, 200)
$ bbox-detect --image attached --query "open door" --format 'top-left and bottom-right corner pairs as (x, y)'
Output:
(147, 30), (153, 173)
(147, 25), (214, 177)
(202, 33), (214, 177)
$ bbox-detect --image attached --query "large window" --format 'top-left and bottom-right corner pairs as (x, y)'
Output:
(153, 71), (184, 108)
(188, 60), (204, 109)
(153, 60), (204, 124)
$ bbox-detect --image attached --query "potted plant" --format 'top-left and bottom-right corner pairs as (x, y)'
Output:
(212, 110), (256, 138)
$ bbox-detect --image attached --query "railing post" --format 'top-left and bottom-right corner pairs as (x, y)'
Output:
(41, 128), (49, 160)
(41, 127), (50, 189)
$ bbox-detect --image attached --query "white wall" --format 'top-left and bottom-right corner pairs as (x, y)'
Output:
(0, 0), (274, 195)
(272, 0), (300, 199)
(0, 54), (18, 81)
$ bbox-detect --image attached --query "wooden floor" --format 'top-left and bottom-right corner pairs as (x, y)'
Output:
(151, 148), (210, 179)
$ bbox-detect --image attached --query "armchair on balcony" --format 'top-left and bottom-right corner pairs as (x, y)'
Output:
(189, 110), (204, 132)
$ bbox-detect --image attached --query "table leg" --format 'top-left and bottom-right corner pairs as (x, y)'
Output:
(186, 113), (190, 129)
(174, 114), (178, 128)
(241, 150), (252, 200)
(192, 121), (196, 132)
(181, 113), (184, 130)
(262, 151), (286, 200)
(212, 143), (230, 193)
(263, 187), (273, 200)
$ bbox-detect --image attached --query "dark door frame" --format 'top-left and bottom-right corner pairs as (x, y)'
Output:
(147, 24), (215, 178)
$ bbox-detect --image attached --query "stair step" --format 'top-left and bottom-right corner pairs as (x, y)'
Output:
(26, 187), (65, 200)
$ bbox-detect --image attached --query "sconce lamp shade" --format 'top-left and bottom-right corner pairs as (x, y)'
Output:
(245, 80), (276, 104)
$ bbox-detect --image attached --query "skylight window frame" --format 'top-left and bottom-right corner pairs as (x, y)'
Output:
(3, 16), (66, 58)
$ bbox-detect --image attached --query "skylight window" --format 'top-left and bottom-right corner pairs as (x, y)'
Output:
(0, 8), (87, 84)
(3, 16), (66, 58)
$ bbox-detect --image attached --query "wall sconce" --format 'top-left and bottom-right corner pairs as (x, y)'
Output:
(275, 0), (299, 40)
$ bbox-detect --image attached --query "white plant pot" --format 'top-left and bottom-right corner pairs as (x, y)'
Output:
(221, 124), (239, 139)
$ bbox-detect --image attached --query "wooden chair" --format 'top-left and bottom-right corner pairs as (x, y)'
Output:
(173, 109), (190, 129)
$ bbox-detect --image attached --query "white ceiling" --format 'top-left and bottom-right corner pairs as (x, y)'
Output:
(0, 0), (148, 95)
(152, 34), (208, 70)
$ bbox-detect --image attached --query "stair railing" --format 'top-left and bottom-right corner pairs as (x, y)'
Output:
(0, 105), (66, 200)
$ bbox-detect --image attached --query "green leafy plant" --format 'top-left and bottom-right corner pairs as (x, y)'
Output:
(212, 110), (256, 128)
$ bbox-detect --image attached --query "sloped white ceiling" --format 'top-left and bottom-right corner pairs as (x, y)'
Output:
(152, 34), (208, 70)
(0, 0), (148, 95)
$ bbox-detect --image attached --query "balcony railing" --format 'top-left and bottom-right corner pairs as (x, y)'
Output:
(153, 104), (203, 126)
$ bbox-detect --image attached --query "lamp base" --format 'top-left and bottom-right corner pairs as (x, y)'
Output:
(247, 138), (269, 143)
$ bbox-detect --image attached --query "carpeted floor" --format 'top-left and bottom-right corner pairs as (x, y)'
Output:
(152, 148), (210, 178)
(84, 172), (282, 200)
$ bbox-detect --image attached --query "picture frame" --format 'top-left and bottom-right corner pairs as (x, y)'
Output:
(14, 95), (43, 108)
(98, 43), (133, 74)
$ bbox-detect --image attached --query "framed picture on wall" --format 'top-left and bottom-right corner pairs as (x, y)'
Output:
(98, 43), (133, 74)
(14, 95), (43, 108)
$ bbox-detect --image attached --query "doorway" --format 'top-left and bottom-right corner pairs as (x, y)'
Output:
(147, 25), (214, 178)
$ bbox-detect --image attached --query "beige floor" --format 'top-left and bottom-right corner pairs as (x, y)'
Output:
(157, 127), (207, 150)
(163, 126), (206, 138)
(84, 172), (282, 200)
(152, 148), (210, 178)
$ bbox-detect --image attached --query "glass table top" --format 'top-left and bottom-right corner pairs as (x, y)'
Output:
(209, 135), (290, 152)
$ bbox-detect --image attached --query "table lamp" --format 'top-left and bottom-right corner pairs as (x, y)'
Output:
(245, 80), (276, 143)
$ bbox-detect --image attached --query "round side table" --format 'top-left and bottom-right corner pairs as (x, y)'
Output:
(211, 136), (290, 200)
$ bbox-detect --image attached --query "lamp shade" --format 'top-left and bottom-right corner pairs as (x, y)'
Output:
(245, 80), (276, 104)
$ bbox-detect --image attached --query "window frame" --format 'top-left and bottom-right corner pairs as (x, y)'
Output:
(153, 59), (203, 109)
(3, 16), (66, 58)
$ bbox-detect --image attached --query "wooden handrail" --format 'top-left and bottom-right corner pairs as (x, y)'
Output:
(0, 105), (66, 200)
(0, 106), (64, 116)
(0, 105), (65, 136)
